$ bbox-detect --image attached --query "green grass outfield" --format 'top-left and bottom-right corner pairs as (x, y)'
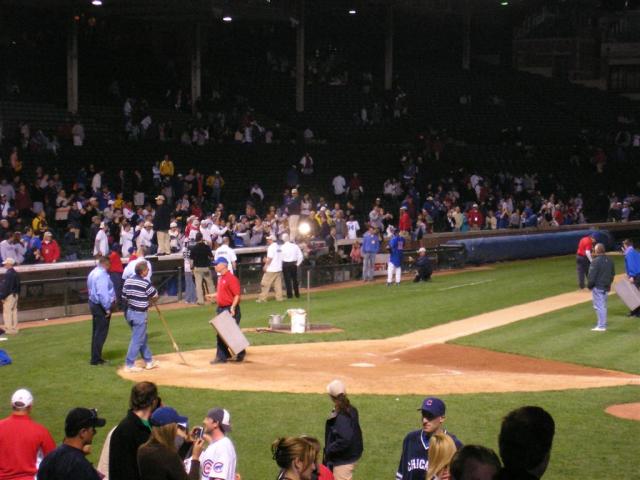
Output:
(1, 254), (639, 480)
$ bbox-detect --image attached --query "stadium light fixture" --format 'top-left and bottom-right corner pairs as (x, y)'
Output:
(222, 14), (233, 22)
(92, 0), (103, 5)
(500, 1), (509, 5)
(348, 9), (357, 14)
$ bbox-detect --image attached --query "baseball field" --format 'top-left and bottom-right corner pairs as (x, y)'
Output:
(1, 254), (639, 479)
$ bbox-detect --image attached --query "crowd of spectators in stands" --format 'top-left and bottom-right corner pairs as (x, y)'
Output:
(0, 127), (638, 265)
(0, 383), (557, 480)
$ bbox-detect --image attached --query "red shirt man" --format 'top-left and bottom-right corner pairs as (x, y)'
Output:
(211, 257), (244, 363)
(577, 235), (594, 260)
(576, 234), (595, 289)
(108, 250), (124, 274)
(41, 233), (61, 263)
(0, 389), (56, 480)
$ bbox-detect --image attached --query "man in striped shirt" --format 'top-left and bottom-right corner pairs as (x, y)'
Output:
(122, 261), (159, 373)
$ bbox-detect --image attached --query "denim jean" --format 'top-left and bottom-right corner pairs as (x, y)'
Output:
(592, 288), (608, 329)
(184, 271), (196, 303)
(125, 309), (153, 366)
(362, 253), (376, 281)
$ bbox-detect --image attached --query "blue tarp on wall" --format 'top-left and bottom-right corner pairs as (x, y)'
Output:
(445, 230), (613, 264)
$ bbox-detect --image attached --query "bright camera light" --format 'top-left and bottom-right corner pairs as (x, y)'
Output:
(222, 15), (233, 22)
(298, 222), (311, 235)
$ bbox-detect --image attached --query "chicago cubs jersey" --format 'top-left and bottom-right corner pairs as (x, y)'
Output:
(396, 429), (462, 480)
(389, 235), (405, 267)
(200, 436), (236, 480)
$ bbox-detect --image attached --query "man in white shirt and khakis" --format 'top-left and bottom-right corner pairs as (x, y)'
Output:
(256, 235), (284, 303)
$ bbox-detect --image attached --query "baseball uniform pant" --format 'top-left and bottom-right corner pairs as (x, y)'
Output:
(592, 288), (608, 329)
(125, 309), (153, 367)
(283, 261), (300, 298)
(259, 271), (284, 301)
(90, 301), (110, 364)
(387, 263), (401, 284)
(576, 255), (590, 289)
(362, 253), (375, 281)
(215, 305), (245, 362)
(332, 463), (356, 480)
(193, 267), (214, 305)
(156, 231), (171, 255)
(2, 293), (18, 333)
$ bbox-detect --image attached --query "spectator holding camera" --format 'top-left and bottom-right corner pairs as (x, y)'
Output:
(137, 406), (204, 480)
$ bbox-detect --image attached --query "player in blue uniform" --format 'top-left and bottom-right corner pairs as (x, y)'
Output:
(396, 397), (462, 480)
(387, 227), (405, 286)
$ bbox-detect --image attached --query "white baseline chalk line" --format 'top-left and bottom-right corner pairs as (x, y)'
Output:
(437, 279), (495, 291)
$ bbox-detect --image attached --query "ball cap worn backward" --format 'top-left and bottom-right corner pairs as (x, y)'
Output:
(150, 406), (188, 427)
(207, 408), (232, 432)
(11, 388), (33, 408)
(65, 407), (106, 432)
(418, 397), (446, 417)
(326, 379), (346, 397)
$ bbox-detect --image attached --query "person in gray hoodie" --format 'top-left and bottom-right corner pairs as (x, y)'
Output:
(587, 243), (615, 332)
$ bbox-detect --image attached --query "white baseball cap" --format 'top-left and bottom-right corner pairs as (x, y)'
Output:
(11, 389), (33, 408)
(326, 379), (346, 397)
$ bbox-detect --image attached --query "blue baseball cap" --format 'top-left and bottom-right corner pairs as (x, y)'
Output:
(214, 257), (229, 266)
(150, 407), (188, 427)
(418, 397), (446, 417)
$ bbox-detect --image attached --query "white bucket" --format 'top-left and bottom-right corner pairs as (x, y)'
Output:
(288, 309), (307, 334)
(269, 314), (282, 327)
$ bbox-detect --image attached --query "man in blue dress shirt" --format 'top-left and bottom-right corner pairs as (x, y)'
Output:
(361, 225), (380, 282)
(87, 256), (115, 365)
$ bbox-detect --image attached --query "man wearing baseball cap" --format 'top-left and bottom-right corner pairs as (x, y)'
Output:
(153, 194), (171, 255)
(396, 397), (462, 480)
(199, 408), (237, 480)
(0, 257), (21, 334)
(0, 388), (55, 479)
(413, 248), (433, 283)
(37, 407), (106, 480)
(209, 257), (245, 364)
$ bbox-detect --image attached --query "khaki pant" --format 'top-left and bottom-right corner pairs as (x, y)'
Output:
(193, 267), (214, 305)
(2, 294), (19, 333)
(258, 271), (283, 302)
(333, 463), (356, 480)
(289, 214), (299, 242)
(156, 231), (171, 255)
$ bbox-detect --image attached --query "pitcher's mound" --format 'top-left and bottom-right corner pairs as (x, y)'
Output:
(605, 403), (640, 421)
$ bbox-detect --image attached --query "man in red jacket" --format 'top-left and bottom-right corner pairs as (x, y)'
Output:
(399, 206), (412, 233)
(0, 388), (56, 479)
(466, 204), (485, 230)
(41, 231), (61, 263)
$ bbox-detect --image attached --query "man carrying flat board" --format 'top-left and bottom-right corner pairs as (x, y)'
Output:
(207, 257), (245, 364)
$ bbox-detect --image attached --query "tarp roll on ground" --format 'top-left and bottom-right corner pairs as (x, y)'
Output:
(446, 229), (613, 264)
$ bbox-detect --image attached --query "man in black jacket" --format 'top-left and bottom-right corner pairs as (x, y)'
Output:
(0, 257), (20, 334)
(189, 232), (214, 305)
(108, 382), (160, 480)
(153, 195), (171, 255)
